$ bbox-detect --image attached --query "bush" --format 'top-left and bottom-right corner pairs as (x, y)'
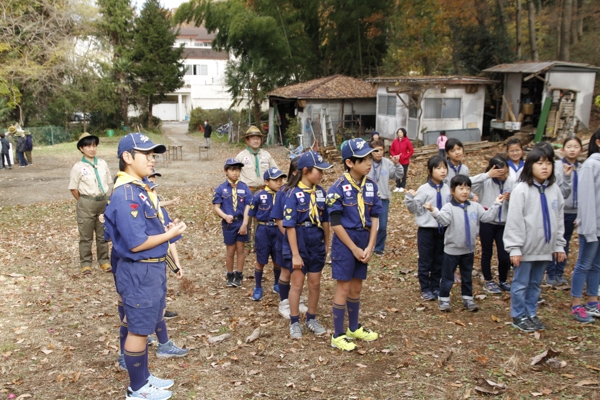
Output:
(285, 115), (302, 146)
(130, 113), (162, 131)
(189, 108), (236, 132)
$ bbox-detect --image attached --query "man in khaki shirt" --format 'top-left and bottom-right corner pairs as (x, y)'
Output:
(236, 126), (279, 251)
(68, 132), (113, 274)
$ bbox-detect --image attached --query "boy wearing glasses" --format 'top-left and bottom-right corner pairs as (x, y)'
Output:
(69, 132), (113, 275)
(104, 133), (187, 400)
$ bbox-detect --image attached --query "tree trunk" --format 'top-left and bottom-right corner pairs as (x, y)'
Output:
(496, 0), (508, 31)
(526, 0), (539, 61)
(250, 79), (261, 132)
(147, 96), (154, 127)
(559, 0), (572, 60)
(571, 0), (578, 44)
(557, 0), (563, 59)
(577, 0), (584, 39)
(516, 0), (522, 59)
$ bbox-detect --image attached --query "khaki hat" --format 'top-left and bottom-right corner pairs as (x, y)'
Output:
(77, 132), (99, 148)
(241, 125), (266, 139)
(7, 126), (16, 134)
(24, 130), (31, 136)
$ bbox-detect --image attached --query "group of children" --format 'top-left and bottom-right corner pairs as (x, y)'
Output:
(406, 132), (600, 332)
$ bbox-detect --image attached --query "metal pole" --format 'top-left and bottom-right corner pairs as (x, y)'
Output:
(50, 126), (54, 146)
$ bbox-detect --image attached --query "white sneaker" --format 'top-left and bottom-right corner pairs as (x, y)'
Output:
(127, 381), (172, 399)
(393, 187), (402, 193)
(398, 188), (404, 192)
(278, 299), (291, 319)
(299, 299), (308, 314)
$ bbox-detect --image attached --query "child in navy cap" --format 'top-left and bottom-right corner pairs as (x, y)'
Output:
(326, 139), (383, 351)
(248, 167), (287, 301)
(282, 151), (332, 339)
(213, 158), (253, 287)
(327, 139), (383, 351)
(103, 132), (187, 400)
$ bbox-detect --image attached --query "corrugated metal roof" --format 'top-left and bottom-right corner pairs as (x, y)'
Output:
(483, 61), (599, 73)
(267, 75), (376, 99)
(366, 75), (498, 85)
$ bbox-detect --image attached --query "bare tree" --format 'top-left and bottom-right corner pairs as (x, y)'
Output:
(516, 0), (522, 59)
(526, 0), (539, 61)
(577, 0), (585, 40)
(559, 0), (572, 60)
(571, 0), (578, 44)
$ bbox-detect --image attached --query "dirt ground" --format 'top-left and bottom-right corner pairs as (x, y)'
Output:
(0, 129), (599, 400)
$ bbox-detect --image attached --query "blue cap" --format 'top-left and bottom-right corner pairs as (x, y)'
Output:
(224, 157), (244, 169)
(264, 167), (287, 180)
(117, 132), (166, 157)
(297, 151), (332, 170)
(148, 169), (162, 178)
(341, 138), (374, 160)
(371, 131), (380, 138)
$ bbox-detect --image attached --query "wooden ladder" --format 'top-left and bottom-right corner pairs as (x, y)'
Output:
(321, 109), (335, 146)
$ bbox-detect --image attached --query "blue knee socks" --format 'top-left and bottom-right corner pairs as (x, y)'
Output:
(155, 319), (169, 345)
(347, 297), (360, 332)
(124, 347), (147, 391)
(273, 266), (281, 286)
(332, 302), (346, 338)
(255, 268), (263, 289)
(278, 279), (290, 301)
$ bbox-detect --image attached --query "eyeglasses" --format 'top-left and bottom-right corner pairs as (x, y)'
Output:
(135, 151), (157, 161)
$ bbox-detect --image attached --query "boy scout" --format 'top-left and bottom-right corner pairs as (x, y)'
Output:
(69, 132), (112, 274)
(104, 132), (186, 399)
(236, 126), (279, 251)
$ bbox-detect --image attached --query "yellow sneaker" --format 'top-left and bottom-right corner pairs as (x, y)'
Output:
(81, 266), (92, 275)
(346, 325), (378, 342)
(99, 263), (112, 272)
(331, 334), (357, 352)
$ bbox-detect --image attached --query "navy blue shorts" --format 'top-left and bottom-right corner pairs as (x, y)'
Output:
(111, 251), (120, 292)
(283, 225), (326, 275)
(255, 223), (278, 265)
(274, 230), (284, 268)
(222, 219), (249, 245)
(331, 228), (370, 281)
(117, 259), (167, 335)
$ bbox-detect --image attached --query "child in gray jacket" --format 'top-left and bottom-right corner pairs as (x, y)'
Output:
(503, 146), (566, 332)
(368, 139), (404, 255)
(424, 175), (504, 312)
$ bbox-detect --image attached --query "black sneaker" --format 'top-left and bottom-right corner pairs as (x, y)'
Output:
(233, 271), (243, 287)
(164, 310), (178, 319)
(226, 272), (235, 287)
(528, 316), (547, 331)
(512, 316), (536, 332)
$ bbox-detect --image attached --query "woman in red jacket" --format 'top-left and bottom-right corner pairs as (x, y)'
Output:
(390, 128), (413, 192)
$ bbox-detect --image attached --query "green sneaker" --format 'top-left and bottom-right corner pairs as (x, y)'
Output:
(331, 334), (357, 352)
(346, 324), (378, 341)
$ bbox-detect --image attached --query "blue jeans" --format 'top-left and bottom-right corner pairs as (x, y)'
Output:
(547, 213), (577, 278)
(374, 199), (389, 252)
(570, 235), (600, 299)
(510, 261), (548, 317)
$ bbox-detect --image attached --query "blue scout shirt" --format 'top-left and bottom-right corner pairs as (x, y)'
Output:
(104, 177), (168, 261)
(212, 179), (253, 219)
(248, 188), (277, 222)
(326, 173), (383, 229)
(282, 185), (329, 227)
(162, 207), (181, 243)
(271, 187), (286, 221)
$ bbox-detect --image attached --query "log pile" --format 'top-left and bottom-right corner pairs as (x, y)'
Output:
(319, 145), (342, 163)
(412, 141), (500, 161)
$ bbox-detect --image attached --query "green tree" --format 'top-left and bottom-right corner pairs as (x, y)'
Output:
(132, 0), (185, 126)
(96, 0), (135, 126)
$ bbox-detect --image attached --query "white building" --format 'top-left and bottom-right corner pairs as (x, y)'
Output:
(366, 76), (497, 144)
(152, 26), (231, 121)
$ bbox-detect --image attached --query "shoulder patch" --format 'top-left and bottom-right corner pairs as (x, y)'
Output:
(123, 184), (135, 201)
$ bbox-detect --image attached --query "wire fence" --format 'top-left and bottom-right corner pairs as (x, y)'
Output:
(0, 126), (72, 146)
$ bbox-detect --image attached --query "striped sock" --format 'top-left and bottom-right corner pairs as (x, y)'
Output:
(119, 322), (128, 355)
(124, 347), (147, 391)
(273, 266), (281, 286)
(332, 302), (346, 338)
(155, 318), (169, 345)
(118, 302), (126, 354)
(278, 279), (290, 301)
(306, 312), (316, 322)
(255, 268), (263, 289)
(347, 297), (360, 332)
(290, 314), (300, 325)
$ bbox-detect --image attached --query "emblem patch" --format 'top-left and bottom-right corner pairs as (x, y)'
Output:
(139, 193), (147, 201)
(131, 211), (138, 218)
(343, 184), (352, 191)
(260, 194), (267, 200)
(130, 204), (138, 210)
(296, 192), (305, 198)
(285, 216), (291, 220)
(366, 183), (374, 191)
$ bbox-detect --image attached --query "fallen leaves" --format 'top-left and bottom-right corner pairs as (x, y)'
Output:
(207, 333), (230, 344)
(356, 364), (368, 368)
(474, 355), (489, 365)
(490, 315), (501, 323)
(530, 348), (561, 366)
(474, 378), (507, 395)
(245, 327), (261, 343)
(575, 380), (600, 387)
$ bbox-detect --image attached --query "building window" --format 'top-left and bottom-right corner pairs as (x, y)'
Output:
(193, 65), (208, 75)
(194, 41), (211, 47)
(377, 95), (396, 116)
(185, 65), (193, 75)
(423, 98), (461, 119)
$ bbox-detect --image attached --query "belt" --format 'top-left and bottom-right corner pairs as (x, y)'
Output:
(231, 216), (243, 222)
(139, 257), (166, 263)
(296, 221), (320, 228)
(80, 195), (109, 201)
(258, 220), (276, 226)
(347, 227), (371, 231)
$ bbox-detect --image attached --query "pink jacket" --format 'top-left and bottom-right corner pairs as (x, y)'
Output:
(437, 135), (448, 149)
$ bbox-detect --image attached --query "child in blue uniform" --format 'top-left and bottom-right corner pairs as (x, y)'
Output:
(213, 158), (252, 287)
(103, 132), (187, 400)
(272, 158), (308, 318)
(282, 151), (331, 339)
(327, 139), (383, 352)
(248, 167), (287, 301)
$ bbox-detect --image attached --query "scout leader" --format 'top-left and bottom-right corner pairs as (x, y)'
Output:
(104, 132), (186, 399)
(69, 132), (113, 275)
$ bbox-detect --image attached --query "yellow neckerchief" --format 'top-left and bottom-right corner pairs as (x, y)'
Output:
(228, 179), (239, 211)
(264, 187), (277, 206)
(298, 181), (320, 227)
(344, 172), (366, 228)
(114, 171), (164, 224)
